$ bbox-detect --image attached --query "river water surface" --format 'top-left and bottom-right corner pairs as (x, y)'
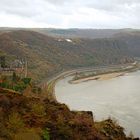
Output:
(55, 71), (140, 137)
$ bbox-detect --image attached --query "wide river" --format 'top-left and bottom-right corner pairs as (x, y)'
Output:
(55, 70), (140, 137)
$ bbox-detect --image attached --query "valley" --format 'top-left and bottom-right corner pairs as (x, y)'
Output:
(0, 28), (140, 139)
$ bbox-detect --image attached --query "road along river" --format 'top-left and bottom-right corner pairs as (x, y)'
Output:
(55, 70), (140, 137)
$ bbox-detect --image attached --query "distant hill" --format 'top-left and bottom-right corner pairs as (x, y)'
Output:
(1, 27), (139, 39)
(114, 31), (140, 57)
(31, 28), (140, 39)
(0, 30), (134, 82)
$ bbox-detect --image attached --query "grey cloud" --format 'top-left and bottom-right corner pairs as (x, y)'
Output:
(44, 0), (66, 5)
(86, 0), (140, 11)
(0, 0), (139, 28)
(0, 0), (70, 17)
(0, 0), (37, 17)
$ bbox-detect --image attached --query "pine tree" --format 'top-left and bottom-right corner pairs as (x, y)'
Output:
(0, 56), (6, 68)
(12, 72), (17, 82)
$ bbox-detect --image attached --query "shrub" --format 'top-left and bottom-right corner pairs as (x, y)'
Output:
(14, 132), (41, 140)
(22, 78), (31, 85)
(12, 72), (17, 83)
(7, 112), (25, 133)
(42, 129), (50, 140)
(31, 104), (46, 116)
(13, 84), (26, 92)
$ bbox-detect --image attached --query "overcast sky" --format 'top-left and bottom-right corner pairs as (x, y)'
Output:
(0, 0), (140, 29)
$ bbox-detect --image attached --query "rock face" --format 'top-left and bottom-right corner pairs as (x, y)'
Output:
(0, 88), (138, 140)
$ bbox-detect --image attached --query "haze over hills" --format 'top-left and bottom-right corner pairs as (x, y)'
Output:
(0, 29), (136, 82)
(0, 27), (140, 39)
(32, 28), (140, 39)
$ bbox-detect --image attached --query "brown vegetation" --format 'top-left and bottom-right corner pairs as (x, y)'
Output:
(0, 88), (138, 140)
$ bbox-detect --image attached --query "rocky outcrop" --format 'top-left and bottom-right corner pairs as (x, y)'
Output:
(0, 88), (138, 140)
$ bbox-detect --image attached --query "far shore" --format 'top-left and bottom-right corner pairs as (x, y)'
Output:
(70, 63), (140, 84)
(42, 62), (140, 100)
(70, 72), (125, 84)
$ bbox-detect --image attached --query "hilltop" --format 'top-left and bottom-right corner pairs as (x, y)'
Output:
(32, 28), (139, 39)
(1, 28), (139, 39)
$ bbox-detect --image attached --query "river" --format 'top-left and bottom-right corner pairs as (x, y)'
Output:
(55, 70), (140, 137)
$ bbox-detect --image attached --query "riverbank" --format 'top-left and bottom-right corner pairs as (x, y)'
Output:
(71, 72), (125, 84)
(13, 61), (139, 139)
(43, 62), (140, 101)
(70, 63), (140, 84)
(55, 67), (140, 138)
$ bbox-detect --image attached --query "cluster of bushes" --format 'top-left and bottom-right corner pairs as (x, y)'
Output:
(0, 73), (31, 92)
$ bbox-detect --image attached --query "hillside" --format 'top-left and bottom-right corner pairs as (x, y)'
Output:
(0, 29), (140, 139)
(114, 31), (140, 57)
(0, 88), (137, 140)
(0, 30), (133, 82)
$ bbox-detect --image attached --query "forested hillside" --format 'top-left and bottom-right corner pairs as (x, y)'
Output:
(114, 31), (140, 57)
(0, 88), (136, 140)
(0, 30), (133, 82)
(0, 29), (140, 139)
